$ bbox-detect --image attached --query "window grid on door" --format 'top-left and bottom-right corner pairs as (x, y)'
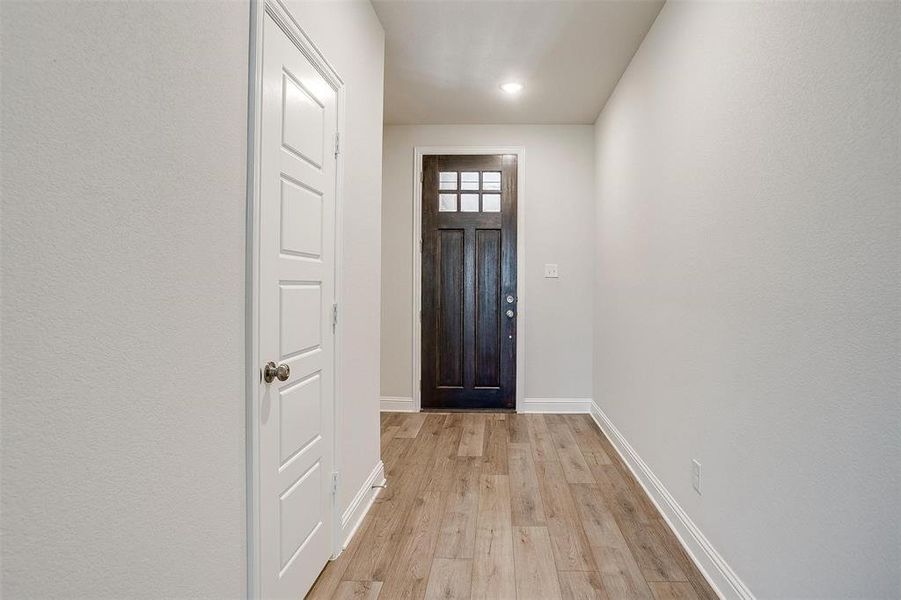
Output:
(436, 171), (502, 212)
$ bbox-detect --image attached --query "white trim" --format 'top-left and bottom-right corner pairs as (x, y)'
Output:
(339, 461), (386, 549)
(411, 146), (526, 412)
(380, 396), (416, 412)
(588, 401), (755, 600)
(520, 397), (592, 414)
(245, 5), (264, 598)
(246, 0), (347, 596)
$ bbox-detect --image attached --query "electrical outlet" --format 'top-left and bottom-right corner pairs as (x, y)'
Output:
(544, 263), (559, 278)
(692, 459), (701, 494)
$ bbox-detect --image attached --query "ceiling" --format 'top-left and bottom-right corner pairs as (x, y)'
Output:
(372, 0), (665, 125)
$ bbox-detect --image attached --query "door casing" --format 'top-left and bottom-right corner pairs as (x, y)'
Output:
(246, 0), (346, 597)
(412, 146), (526, 413)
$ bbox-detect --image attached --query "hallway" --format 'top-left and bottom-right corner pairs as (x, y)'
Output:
(308, 413), (717, 599)
(2, 1), (898, 597)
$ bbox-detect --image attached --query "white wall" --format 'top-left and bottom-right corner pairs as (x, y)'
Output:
(593, 2), (900, 598)
(381, 125), (595, 404)
(281, 0), (385, 523)
(1, 2), (250, 597)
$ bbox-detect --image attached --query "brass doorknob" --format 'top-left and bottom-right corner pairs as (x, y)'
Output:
(263, 361), (290, 383)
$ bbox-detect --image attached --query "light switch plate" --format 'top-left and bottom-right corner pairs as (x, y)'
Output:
(544, 264), (559, 278)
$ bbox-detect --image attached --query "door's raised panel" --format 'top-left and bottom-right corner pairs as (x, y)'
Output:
(475, 229), (501, 388)
(279, 372), (322, 467)
(279, 460), (323, 572)
(437, 229), (464, 387)
(280, 177), (323, 259)
(281, 71), (325, 168)
(279, 283), (321, 358)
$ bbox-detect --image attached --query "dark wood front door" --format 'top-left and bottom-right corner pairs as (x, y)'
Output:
(421, 154), (517, 410)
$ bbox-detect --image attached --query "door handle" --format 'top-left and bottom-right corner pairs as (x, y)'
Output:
(263, 361), (290, 383)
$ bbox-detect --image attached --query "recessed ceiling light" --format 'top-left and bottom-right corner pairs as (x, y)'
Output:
(500, 82), (523, 95)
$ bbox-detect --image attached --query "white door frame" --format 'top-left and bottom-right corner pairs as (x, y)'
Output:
(411, 146), (526, 413)
(246, 0), (347, 597)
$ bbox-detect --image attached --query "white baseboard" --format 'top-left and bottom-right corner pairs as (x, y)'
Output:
(339, 460), (385, 550)
(519, 397), (592, 413)
(380, 396), (415, 412)
(588, 401), (754, 600)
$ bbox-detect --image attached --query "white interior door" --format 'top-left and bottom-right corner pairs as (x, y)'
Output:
(258, 11), (338, 600)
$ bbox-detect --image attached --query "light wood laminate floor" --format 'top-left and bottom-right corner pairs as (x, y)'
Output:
(307, 413), (718, 600)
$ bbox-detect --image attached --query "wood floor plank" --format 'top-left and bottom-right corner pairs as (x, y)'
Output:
(332, 581), (383, 600)
(423, 414), (463, 492)
(306, 503), (378, 599)
(376, 438), (416, 504)
(394, 412), (427, 438)
(569, 483), (652, 600)
(481, 415), (509, 474)
(344, 416), (443, 581)
(534, 458), (595, 571)
(588, 464), (687, 583)
(435, 457), (481, 559)
(342, 491), (413, 581)
(578, 422), (659, 521)
(594, 547), (656, 600)
(549, 422), (595, 483)
(650, 519), (719, 600)
(616, 519), (687, 583)
(577, 425), (697, 587)
(543, 414), (568, 426)
(377, 488), (446, 599)
(380, 435), (406, 470)
(513, 526), (563, 600)
(563, 414), (611, 457)
(381, 413), (401, 430)
(583, 450), (613, 468)
(507, 412), (531, 444)
(508, 442), (547, 526)
(471, 474), (516, 599)
(371, 436), (411, 509)
(380, 425), (401, 452)
(527, 414), (558, 463)
(458, 413), (486, 457)
(558, 571), (610, 600)
(589, 463), (657, 526)
(649, 581), (701, 600)
(423, 558), (473, 600)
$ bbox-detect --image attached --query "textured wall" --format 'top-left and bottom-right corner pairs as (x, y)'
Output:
(593, 1), (900, 597)
(381, 125), (595, 401)
(1, 1), (250, 597)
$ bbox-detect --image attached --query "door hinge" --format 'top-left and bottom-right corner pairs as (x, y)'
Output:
(334, 132), (340, 158)
(331, 471), (339, 498)
(332, 303), (338, 331)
